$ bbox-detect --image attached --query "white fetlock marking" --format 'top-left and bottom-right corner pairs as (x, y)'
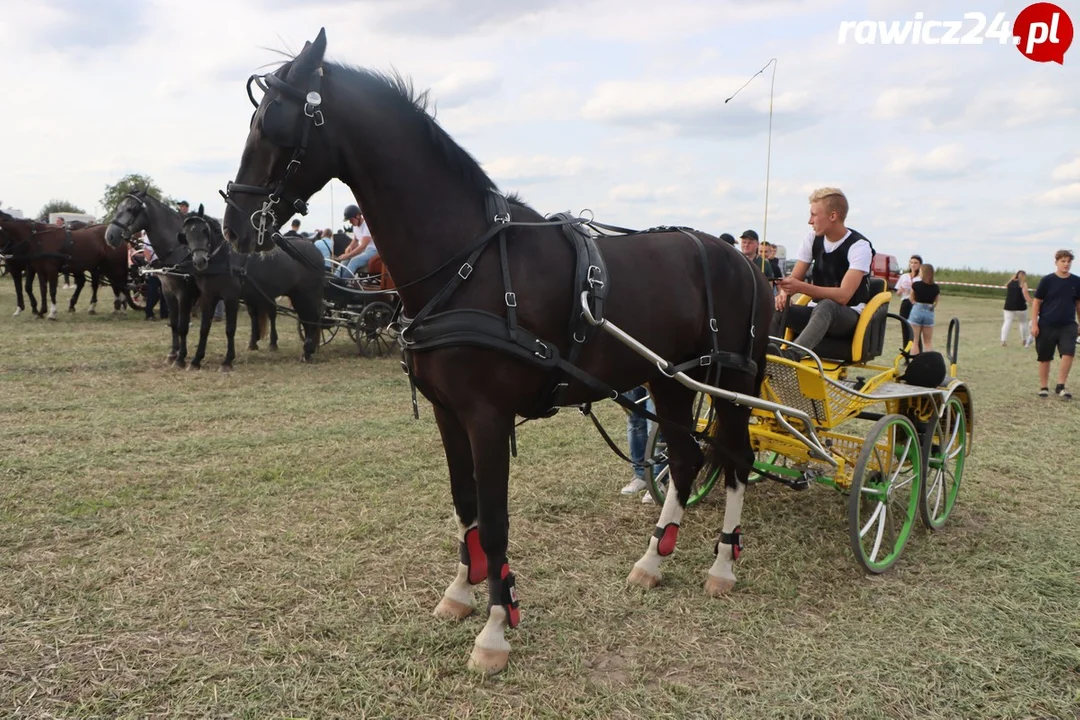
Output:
(88, 302), (96, 313)
(635, 482), (686, 577)
(13, 308), (22, 317)
(48, 303), (57, 318)
(442, 563), (474, 607)
(707, 484), (745, 583)
(474, 605), (510, 653)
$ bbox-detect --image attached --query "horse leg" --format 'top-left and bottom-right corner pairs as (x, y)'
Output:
(704, 400), (753, 597)
(12, 268), (25, 316)
(220, 297), (240, 372)
(48, 271), (60, 320)
(188, 297), (214, 370)
(290, 296), (320, 362)
(87, 271), (100, 314)
(268, 307), (279, 351)
(176, 293), (195, 369)
(431, 405), (484, 621)
(25, 268), (39, 316)
(165, 293), (181, 365)
(247, 304), (260, 351)
(462, 410), (518, 675)
(627, 380), (701, 589)
(69, 273), (86, 312)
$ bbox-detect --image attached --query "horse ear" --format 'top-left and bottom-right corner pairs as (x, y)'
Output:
(288, 28), (327, 81)
(197, 204), (205, 217)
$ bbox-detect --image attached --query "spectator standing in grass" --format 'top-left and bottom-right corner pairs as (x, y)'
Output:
(1031, 250), (1080, 400)
(1002, 270), (1034, 348)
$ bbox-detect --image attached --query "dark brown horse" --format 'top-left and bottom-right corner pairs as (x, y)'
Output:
(220, 29), (771, 674)
(0, 213), (140, 319)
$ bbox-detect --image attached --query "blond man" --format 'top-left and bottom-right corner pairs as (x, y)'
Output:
(772, 187), (875, 360)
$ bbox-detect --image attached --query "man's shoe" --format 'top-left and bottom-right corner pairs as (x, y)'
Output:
(1056, 384), (1072, 400)
(1038, 387), (1050, 398)
(620, 477), (647, 495)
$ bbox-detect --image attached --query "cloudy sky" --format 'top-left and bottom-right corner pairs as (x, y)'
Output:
(2, 0), (1077, 272)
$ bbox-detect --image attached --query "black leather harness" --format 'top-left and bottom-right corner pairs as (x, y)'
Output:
(398, 191), (760, 443)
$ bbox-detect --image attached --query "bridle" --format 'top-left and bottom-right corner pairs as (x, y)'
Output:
(218, 67), (326, 247)
(107, 193), (149, 245)
(182, 214), (228, 266)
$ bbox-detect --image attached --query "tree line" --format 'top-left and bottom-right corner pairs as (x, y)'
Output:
(33, 173), (175, 223)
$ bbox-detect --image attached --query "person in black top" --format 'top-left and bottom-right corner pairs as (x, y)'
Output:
(772, 187), (874, 361)
(1001, 270), (1033, 347)
(907, 264), (940, 354)
(1031, 249), (1080, 399)
(283, 219), (302, 238)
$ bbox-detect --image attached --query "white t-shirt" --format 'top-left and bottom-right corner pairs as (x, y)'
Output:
(895, 272), (916, 299)
(353, 220), (377, 252)
(796, 229), (872, 313)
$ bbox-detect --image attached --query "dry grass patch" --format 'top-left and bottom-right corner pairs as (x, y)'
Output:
(1, 286), (1078, 718)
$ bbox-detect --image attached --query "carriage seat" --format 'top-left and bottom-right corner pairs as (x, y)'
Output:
(784, 277), (890, 364)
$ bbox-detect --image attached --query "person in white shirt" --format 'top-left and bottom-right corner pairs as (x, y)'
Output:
(336, 204), (378, 278)
(894, 255), (922, 320)
(772, 187), (874, 361)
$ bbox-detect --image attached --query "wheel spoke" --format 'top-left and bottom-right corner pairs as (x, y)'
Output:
(860, 501), (884, 539)
(869, 504), (887, 561)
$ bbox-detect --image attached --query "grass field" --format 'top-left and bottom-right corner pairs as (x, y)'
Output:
(1, 284), (1078, 719)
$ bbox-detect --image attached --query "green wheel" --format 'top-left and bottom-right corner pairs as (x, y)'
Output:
(848, 414), (923, 574)
(919, 396), (967, 529)
(643, 422), (722, 507)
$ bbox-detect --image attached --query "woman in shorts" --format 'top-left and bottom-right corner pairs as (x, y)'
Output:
(908, 263), (940, 355)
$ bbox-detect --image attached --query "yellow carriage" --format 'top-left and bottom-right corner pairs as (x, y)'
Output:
(604, 278), (974, 574)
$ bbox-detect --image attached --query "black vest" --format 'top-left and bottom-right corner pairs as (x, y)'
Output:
(811, 229), (874, 307)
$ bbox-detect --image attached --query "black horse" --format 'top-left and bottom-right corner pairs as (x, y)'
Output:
(107, 191), (203, 367)
(0, 229), (39, 317)
(220, 29), (771, 674)
(180, 206), (325, 369)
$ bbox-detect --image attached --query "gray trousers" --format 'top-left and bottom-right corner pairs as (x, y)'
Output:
(773, 299), (860, 350)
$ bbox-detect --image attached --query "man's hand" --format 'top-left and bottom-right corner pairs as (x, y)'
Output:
(777, 276), (806, 296)
(1031, 323), (1039, 339)
(775, 290), (788, 312)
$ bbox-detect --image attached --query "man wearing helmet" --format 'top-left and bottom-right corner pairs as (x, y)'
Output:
(335, 204), (378, 278)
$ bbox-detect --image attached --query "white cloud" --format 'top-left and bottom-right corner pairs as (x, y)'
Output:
(1052, 157), (1080, 182)
(609, 184), (680, 202)
(871, 87), (949, 120)
(483, 156), (585, 184)
(887, 144), (976, 180)
(1037, 183), (1080, 207)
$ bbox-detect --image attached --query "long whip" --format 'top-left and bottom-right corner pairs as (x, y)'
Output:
(725, 58), (777, 246)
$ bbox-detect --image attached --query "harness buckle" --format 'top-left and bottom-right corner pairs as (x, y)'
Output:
(313, 110), (325, 127)
(587, 265), (604, 289)
(573, 329), (587, 343)
(700, 355), (713, 367)
(286, 159), (301, 176)
(534, 340), (550, 359)
(494, 212), (511, 224)
(505, 292), (517, 308)
(710, 318), (718, 332)
(458, 263), (473, 280)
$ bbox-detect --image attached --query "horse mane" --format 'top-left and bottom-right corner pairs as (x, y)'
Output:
(325, 63), (530, 209)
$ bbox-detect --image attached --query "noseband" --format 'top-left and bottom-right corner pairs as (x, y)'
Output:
(219, 68), (326, 246)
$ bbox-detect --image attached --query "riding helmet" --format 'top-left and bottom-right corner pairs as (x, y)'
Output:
(343, 204), (361, 221)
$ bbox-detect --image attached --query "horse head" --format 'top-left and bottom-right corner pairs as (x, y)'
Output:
(105, 189), (152, 248)
(181, 205), (224, 272)
(221, 28), (330, 255)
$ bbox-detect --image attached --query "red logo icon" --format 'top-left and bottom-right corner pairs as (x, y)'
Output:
(1014, 2), (1074, 63)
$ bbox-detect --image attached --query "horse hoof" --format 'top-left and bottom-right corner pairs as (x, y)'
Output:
(219, 365), (232, 374)
(433, 596), (474, 621)
(248, 344), (258, 351)
(467, 646), (509, 675)
(704, 574), (736, 597)
(269, 345), (279, 353)
(68, 307), (75, 313)
(87, 309), (96, 315)
(187, 364), (200, 372)
(627, 566), (661, 589)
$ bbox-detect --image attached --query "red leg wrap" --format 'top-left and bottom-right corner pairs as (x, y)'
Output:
(653, 523), (679, 557)
(461, 527), (488, 585)
(500, 563), (520, 628)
